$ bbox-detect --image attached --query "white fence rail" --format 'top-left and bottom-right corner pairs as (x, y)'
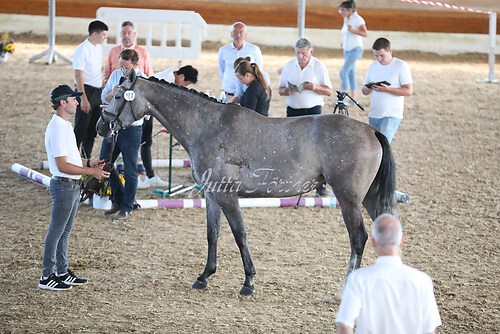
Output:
(96, 7), (207, 60)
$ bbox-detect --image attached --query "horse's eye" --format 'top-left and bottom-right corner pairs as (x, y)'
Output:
(115, 95), (120, 99)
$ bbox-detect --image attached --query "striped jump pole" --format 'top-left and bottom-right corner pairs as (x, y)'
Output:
(11, 163), (51, 187)
(11, 162), (410, 208)
(39, 158), (192, 170)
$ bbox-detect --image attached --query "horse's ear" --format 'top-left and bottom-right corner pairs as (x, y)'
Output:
(129, 68), (137, 83)
(120, 66), (128, 78)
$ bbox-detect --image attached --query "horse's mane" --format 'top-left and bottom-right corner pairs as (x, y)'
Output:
(145, 76), (220, 103)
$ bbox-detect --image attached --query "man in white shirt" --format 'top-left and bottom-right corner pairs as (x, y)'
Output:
(362, 37), (413, 143)
(40, 85), (109, 290)
(278, 37), (332, 117)
(278, 37), (333, 196)
(73, 20), (108, 159)
(335, 213), (442, 334)
(218, 22), (263, 97)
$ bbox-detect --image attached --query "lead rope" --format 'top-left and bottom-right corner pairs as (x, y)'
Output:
(294, 193), (303, 209)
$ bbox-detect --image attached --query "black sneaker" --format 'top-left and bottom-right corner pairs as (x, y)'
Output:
(104, 203), (121, 215)
(115, 210), (129, 220)
(38, 273), (72, 291)
(59, 269), (88, 286)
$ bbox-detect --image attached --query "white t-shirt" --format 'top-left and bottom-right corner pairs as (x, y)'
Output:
(153, 68), (175, 83)
(336, 256), (442, 334)
(73, 38), (104, 88)
(363, 57), (412, 119)
(341, 12), (365, 51)
(45, 114), (82, 179)
(278, 56), (332, 109)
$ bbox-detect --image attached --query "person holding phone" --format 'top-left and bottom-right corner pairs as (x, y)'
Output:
(362, 37), (413, 143)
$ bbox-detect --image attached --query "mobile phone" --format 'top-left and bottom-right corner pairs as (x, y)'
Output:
(365, 81), (391, 88)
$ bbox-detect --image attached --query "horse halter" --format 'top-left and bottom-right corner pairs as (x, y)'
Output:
(106, 81), (140, 131)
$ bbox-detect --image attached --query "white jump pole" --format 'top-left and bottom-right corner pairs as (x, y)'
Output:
(137, 196), (339, 210)
(29, 0), (72, 65)
(151, 159), (191, 168)
(11, 163), (51, 187)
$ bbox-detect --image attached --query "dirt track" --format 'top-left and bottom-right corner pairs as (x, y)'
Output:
(0, 36), (499, 333)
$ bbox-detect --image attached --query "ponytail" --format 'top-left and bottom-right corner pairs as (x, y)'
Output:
(235, 62), (271, 101)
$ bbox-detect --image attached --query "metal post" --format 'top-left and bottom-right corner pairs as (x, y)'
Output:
(297, 0), (306, 38)
(29, 0), (72, 65)
(168, 133), (173, 193)
(487, 12), (498, 83)
(478, 11), (499, 84)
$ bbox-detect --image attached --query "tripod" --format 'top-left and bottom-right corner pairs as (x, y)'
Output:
(333, 90), (364, 116)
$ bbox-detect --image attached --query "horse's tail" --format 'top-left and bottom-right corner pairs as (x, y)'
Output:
(372, 131), (397, 217)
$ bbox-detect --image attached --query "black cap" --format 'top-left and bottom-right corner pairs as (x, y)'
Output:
(50, 85), (82, 103)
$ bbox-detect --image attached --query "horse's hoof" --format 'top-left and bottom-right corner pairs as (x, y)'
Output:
(239, 284), (255, 296)
(191, 279), (208, 290)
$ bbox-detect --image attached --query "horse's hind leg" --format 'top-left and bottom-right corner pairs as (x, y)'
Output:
(192, 192), (222, 290)
(217, 193), (256, 296)
(334, 201), (368, 301)
(341, 202), (368, 275)
(362, 185), (379, 221)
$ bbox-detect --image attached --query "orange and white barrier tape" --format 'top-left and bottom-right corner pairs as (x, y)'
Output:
(399, 0), (491, 14)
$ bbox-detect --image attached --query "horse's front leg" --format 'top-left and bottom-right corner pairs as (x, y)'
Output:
(192, 191), (222, 290)
(217, 193), (256, 296)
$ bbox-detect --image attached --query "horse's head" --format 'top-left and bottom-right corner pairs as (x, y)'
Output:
(97, 69), (147, 138)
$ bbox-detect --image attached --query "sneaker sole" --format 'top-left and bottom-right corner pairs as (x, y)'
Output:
(38, 283), (72, 291)
(63, 280), (87, 286)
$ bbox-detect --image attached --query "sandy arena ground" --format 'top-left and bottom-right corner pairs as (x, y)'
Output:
(0, 35), (499, 333)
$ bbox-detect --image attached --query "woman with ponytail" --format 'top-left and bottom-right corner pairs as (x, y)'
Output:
(338, 0), (368, 99)
(234, 61), (271, 116)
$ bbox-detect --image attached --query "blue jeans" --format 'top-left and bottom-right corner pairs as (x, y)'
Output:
(340, 47), (363, 91)
(100, 125), (142, 213)
(369, 117), (401, 143)
(42, 178), (81, 277)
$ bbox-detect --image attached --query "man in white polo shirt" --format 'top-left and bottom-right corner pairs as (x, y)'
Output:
(278, 37), (332, 117)
(278, 37), (333, 196)
(335, 213), (442, 334)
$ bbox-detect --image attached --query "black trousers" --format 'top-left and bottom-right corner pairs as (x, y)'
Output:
(74, 85), (102, 158)
(140, 117), (155, 178)
(286, 105), (322, 117)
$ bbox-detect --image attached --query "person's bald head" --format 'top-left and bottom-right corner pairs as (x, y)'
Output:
(371, 214), (403, 254)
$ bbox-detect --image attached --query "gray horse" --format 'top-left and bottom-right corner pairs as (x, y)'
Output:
(97, 71), (397, 298)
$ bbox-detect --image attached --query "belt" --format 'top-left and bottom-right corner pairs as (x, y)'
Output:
(224, 92), (235, 96)
(53, 176), (82, 185)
